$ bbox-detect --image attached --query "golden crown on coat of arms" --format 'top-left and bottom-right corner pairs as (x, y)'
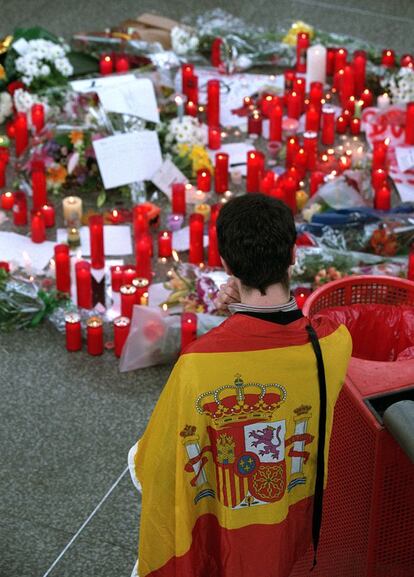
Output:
(196, 374), (287, 428)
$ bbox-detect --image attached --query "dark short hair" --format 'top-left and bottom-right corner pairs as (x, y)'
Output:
(216, 194), (296, 295)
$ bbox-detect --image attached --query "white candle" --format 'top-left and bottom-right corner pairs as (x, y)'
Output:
(377, 93), (391, 110)
(62, 196), (83, 226)
(174, 94), (184, 123)
(306, 44), (327, 90)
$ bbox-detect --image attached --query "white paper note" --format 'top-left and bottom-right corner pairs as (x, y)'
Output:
(208, 142), (252, 177)
(396, 147), (414, 173)
(0, 231), (56, 272)
(93, 131), (163, 189)
(70, 73), (136, 94)
(56, 225), (133, 256)
(97, 78), (160, 123)
(151, 158), (188, 197)
(172, 226), (209, 252)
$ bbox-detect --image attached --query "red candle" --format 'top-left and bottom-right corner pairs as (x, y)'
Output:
(287, 91), (301, 119)
(322, 104), (335, 146)
(197, 169), (211, 192)
(371, 168), (388, 191)
(284, 69), (296, 91)
(187, 74), (199, 105)
(185, 100), (197, 117)
(189, 213), (204, 265)
(172, 182), (186, 215)
(65, 312), (82, 352)
(372, 140), (388, 169)
(158, 230), (172, 258)
(334, 48), (348, 73)
(113, 316), (130, 358)
(382, 50), (396, 68)
(12, 191), (28, 226)
(296, 32), (309, 73)
(132, 277), (149, 303)
(115, 55), (130, 73)
(269, 105), (283, 141)
(181, 312), (197, 352)
(293, 148), (307, 178)
(136, 236), (152, 280)
(303, 131), (318, 171)
(0, 159), (6, 188)
(120, 284), (137, 318)
(360, 88), (374, 108)
(75, 261), (92, 309)
(31, 159), (47, 210)
(54, 244), (71, 293)
(261, 94), (278, 117)
(353, 50), (366, 96)
(214, 153), (229, 194)
(207, 79), (220, 127)
(87, 316), (104, 356)
(208, 224), (221, 267)
(89, 215), (105, 269)
(210, 203), (221, 226)
(350, 117), (361, 136)
(309, 82), (324, 107)
(336, 115), (348, 134)
(310, 171), (325, 196)
(99, 54), (113, 75)
(15, 112), (28, 157)
(181, 63), (194, 95)
(41, 203), (55, 228)
(208, 126), (221, 150)
(294, 287), (311, 310)
(31, 210), (46, 243)
(282, 176), (298, 214)
(286, 137), (300, 168)
(246, 150), (265, 193)
(306, 104), (321, 132)
(31, 103), (45, 134)
(248, 112), (263, 136)
(340, 65), (355, 108)
(401, 54), (414, 69)
(408, 247), (414, 280)
(211, 38), (223, 66)
(133, 205), (150, 237)
(123, 267), (137, 285)
(293, 77), (306, 109)
(111, 265), (124, 292)
(0, 261), (10, 272)
(6, 120), (15, 139)
(1, 191), (14, 211)
(405, 102), (414, 145)
(326, 47), (336, 76)
(374, 185), (391, 211)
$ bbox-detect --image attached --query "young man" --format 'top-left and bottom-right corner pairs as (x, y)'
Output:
(131, 194), (352, 577)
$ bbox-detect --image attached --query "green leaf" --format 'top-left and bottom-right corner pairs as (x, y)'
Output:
(96, 190), (106, 208)
(67, 51), (99, 77)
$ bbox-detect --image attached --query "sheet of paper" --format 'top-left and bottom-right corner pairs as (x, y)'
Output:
(172, 226), (209, 252)
(93, 131), (163, 189)
(396, 147), (414, 173)
(0, 231), (56, 272)
(97, 78), (160, 123)
(208, 142), (253, 177)
(56, 225), (133, 256)
(151, 158), (188, 197)
(70, 73), (136, 93)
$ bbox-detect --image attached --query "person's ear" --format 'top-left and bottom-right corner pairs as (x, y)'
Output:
(221, 257), (233, 275)
(291, 245), (297, 266)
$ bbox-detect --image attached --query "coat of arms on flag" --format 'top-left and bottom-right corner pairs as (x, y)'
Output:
(180, 375), (315, 508)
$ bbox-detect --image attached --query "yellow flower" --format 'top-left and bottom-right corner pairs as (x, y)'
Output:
(0, 64), (6, 81)
(282, 21), (314, 46)
(189, 145), (213, 176)
(176, 143), (190, 157)
(47, 164), (67, 185)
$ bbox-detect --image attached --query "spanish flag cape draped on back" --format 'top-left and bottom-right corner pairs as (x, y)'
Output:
(134, 313), (352, 577)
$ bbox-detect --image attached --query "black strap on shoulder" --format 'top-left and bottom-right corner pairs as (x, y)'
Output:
(306, 324), (328, 570)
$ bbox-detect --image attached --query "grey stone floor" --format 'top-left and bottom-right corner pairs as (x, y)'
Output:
(1, 1), (414, 577)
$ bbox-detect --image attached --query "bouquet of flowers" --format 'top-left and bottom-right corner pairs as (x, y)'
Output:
(385, 67), (414, 104)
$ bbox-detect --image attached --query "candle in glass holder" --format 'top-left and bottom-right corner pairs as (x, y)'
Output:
(211, 38), (223, 67)
(115, 55), (130, 72)
(260, 94), (275, 118)
(1, 191), (14, 211)
(408, 247), (414, 280)
(76, 260), (92, 309)
(31, 103), (45, 134)
(353, 50), (367, 96)
(110, 265), (124, 292)
(282, 176), (298, 214)
(41, 203), (55, 228)
(401, 54), (414, 68)
(310, 171), (325, 196)
(167, 213), (184, 231)
(284, 69), (296, 91)
(31, 210), (46, 243)
(189, 213), (204, 265)
(13, 191), (28, 226)
(269, 105), (283, 141)
(340, 65), (355, 108)
(133, 205), (150, 238)
(99, 54), (113, 75)
(336, 115), (347, 134)
(132, 277), (149, 304)
(0, 159), (6, 188)
(210, 203), (221, 226)
(360, 88), (374, 108)
(287, 91), (302, 119)
(87, 316), (104, 356)
(89, 215), (105, 269)
(372, 140), (388, 169)
(326, 47), (336, 76)
(248, 111), (263, 136)
(31, 159), (47, 210)
(54, 244), (71, 293)
(405, 102), (414, 145)
(63, 196), (83, 227)
(215, 153), (229, 194)
(303, 131), (318, 171)
(309, 81), (324, 107)
(374, 184), (391, 211)
(195, 203), (211, 221)
(306, 105), (321, 132)
(381, 50), (396, 68)
(14, 112), (28, 157)
(65, 312), (82, 352)
(122, 266), (137, 285)
(371, 168), (388, 191)
(158, 231), (172, 258)
(334, 48), (348, 73)
(207, 79), (220, 127)
(113, 316), (130, 358)
(172, 182), (186, 215)
(181, 312), (197, 352)
(306, 45), (327, 89)
(120, 284), (137, 319)
(296, 32), (309, 73)
(208, 224), (222, 267)
(286, 137), (299, 168)
(322, 104), (335, 146)
(186, 100), (197, 117)
(136, 236), (152, 280)
(208, 126), (221, 150)
(350, 117), (361, 136)
(247, 151), (265, 193)
(197, 168), (211, 192)
(187, 73), (199, 105)
(181, 63), (194, 94)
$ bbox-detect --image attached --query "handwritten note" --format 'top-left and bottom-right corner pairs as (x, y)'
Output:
(93, 131), (163, 189)
(151, 158), (188, 197)
(396, 147), (414, 173)
(97, 78), (160, 123)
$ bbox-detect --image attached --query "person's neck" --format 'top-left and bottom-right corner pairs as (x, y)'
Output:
(238, 281), (290, 307)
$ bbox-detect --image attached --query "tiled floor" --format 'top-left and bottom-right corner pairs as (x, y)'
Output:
(1, 1), (413, 576)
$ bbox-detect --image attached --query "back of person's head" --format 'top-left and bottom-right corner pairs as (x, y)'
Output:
(216, 194), (296, 295)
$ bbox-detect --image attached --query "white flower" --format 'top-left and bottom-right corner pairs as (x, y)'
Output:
(387, 68), (414, 104)
(171, 26), (199, 56)
(0, 92), (13, 123)
(13, 88), (35, 113)
(40, 64), (50, 76)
